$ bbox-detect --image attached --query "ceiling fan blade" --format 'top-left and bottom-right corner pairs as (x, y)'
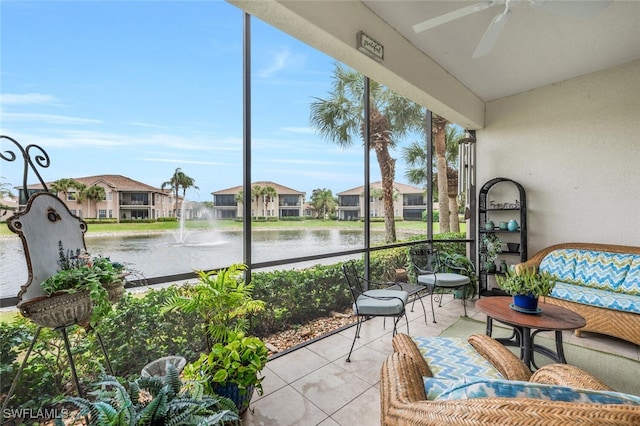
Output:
(472, 9), (512, 58)
(529, 0), (612, 19)
(413, 1), (501, 33)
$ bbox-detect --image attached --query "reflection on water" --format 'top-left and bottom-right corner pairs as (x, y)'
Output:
(0, 228), (388, 298)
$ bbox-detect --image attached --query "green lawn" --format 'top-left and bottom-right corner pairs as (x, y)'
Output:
(0, 218), (458, 237)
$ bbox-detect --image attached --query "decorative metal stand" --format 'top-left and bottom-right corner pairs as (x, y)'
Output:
(0, 135), (115, 414)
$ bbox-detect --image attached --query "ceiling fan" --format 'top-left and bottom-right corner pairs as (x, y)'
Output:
(413, 0), (612, 58)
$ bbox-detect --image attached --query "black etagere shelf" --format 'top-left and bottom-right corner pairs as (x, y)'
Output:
(478, 177), (527, 296)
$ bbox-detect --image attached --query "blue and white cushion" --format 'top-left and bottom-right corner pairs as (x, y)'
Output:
(540, 249), (635, 292)
(620, 255), (640, 296)
(411, 337), (503, 380)
(433, 377), (640, 406)
(550, 282), (640, 313)
(572, 250), (632, 291)
(539, 249), (580, 282)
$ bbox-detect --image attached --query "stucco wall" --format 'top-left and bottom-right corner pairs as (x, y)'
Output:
(478, 59), (640, 256)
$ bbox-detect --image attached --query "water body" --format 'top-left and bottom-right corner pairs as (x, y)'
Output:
(0, 228), (396, 299)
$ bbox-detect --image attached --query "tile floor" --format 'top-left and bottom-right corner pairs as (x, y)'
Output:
(242, 296), (640, 426)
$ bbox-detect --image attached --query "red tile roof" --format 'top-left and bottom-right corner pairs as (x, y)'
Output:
(212, 181), (305, 195)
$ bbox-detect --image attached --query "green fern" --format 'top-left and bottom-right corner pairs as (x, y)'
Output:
(166, 362), (182, 394)
(135, 389), (167, 425)
(58, 364), (239, 425)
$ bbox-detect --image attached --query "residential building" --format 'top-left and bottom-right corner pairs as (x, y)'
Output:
(20, 175), (175, 221)
(211, 181), (305, 219)
(336, 181), (426, 221)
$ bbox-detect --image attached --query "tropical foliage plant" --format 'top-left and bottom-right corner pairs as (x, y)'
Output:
(162, 264), (265, 350)
(56, 365), (239, 426)
(184, 331), (268, 398)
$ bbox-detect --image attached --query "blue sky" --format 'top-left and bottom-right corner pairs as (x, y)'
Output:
(1, 1), (418, 202)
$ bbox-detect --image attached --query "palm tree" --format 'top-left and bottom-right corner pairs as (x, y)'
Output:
(310, 188), (336, 219)
(50, 178), (82, 200)
(162, 168), (199, 217)
(310, 63), (423, 242)
(81, 185), (106, 219)
(72, 182), (87, 217)
(444, 126), (465, 232)
(402, 120), (465, 232)
(433, 115), (451, 233)
(261, 186), (277, 218)
(234, 191), (244, 218)
(250, 185), (263, 218)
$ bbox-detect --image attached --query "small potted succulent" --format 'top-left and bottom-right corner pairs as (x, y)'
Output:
(496, 265), (555, 312)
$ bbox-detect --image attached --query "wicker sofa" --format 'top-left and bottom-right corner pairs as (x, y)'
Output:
(381, 333), (640, 425)
(520, 243), (640, 345)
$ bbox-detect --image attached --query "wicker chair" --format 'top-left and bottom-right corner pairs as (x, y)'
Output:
(381, 333), (640, 425)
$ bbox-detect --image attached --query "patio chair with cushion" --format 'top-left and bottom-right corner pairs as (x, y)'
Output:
(342, 261), (409, 362)
(409, 246), (472, 323)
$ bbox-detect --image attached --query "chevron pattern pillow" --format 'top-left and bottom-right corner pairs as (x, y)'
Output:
(541, 249), (636, 292)
(573, 250), (632, 291)
(620, 256), (640, 295)
(411, 337), (503, 380)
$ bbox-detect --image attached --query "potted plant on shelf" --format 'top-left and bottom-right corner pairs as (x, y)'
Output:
(481, 233), (503, 273)
(19, 241), (132, 329)
(495, 265), (555, 312)
(162, 263), (267, 413)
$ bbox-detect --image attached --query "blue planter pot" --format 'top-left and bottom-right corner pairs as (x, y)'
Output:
(213, 383), (255, 415)
(513, 294), (539, 311)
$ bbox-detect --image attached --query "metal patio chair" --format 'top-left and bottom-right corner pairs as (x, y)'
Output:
(409, 246), (472, 323)
(342, 261), (409, 362)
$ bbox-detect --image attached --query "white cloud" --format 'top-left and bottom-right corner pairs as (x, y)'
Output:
(0, 93), (58, 105)
(280, 126), (314, 134)
(1, 112), (100, 125)
(258, 48), (291, 78)
(140, 157), (228, 166)
(257, 47), (306, 78)
(271, 158), (358, 166)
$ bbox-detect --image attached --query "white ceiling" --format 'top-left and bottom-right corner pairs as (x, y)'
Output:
(362, 0), (640, 102)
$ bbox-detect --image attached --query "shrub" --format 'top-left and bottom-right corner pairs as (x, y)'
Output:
(0, 318), (90, 412)
(250, 264), (351, 336)
(95, 287), (207, 379)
